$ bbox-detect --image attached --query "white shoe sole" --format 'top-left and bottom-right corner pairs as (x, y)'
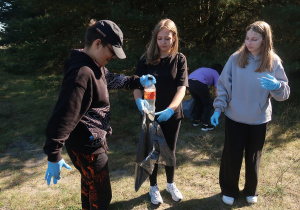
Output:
(201, 128), (214, 131)
(246, 196), (257, 204)
(222, 195), (234, 205)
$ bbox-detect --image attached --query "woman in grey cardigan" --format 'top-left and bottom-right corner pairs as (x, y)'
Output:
(211, 21), (290, 205)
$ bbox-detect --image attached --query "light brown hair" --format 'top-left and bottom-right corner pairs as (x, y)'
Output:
(144, 19), (179, 65)
(237, 21), (279, 72)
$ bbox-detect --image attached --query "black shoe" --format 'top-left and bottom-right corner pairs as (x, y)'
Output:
(201, 124), (214, 131)
(192, 120), (200, 127)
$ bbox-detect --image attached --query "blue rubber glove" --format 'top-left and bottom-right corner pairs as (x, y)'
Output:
(210, 111), (220, 127)
(260, 74), (280, 90)
(140, 74), (156, 87)
(154, 108), (174, 122)
(136, 98), (150, 114)
(45, 159), (72, 185)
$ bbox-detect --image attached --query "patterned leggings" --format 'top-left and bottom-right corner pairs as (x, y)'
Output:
(67, 150), (112, 210)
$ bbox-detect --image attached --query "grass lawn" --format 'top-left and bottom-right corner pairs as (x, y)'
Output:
(0, 70), (299, 209)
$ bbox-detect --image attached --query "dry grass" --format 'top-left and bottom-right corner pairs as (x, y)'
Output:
(0, 115), (299, 210)
(0, 71), (299, 209)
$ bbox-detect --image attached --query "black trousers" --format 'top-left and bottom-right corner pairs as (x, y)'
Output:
(188, 79), (212, 124)
(219, 117), (267, 198)
(149, 118), (181, 186)
(67, 149), (112, 210)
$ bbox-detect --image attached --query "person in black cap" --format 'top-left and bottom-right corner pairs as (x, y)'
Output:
(43, 19), (154, 209)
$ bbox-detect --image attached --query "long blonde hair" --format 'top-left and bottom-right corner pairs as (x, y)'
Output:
(237, 21), (279, 72)
(144, 19), (179, 65)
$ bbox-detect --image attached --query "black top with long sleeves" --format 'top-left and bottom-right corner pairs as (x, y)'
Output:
(44, 50), (141, 162)
(135, 53), (188, 120)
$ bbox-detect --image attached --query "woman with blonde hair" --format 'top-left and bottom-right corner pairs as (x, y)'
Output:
(211, 21), (290, 205)
(134, 19), (188, 205)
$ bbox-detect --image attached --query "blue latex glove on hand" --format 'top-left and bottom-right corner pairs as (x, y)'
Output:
(154, 108), (174, 122)
(260, 74), (280, 90)
(210, 111), (221, 127)
(45, 159), (72, 185)
(140, 74), (156, 87)
(136, 98), (150, 114)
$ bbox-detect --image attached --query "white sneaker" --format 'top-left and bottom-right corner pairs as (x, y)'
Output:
(149, 185), (163, 205)
(246, 196), (258, 204)
(166, 183), (183, 202)
(222, 195), (234, 205)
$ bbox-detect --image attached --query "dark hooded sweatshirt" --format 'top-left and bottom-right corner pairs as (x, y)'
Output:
(44, 50), (141, 162)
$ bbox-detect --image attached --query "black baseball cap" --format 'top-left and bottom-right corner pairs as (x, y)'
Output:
(95, 20), (126, 59)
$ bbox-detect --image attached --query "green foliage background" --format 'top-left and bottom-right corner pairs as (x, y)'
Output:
(0, 1), (299, 146)
(0, 2), (299, 209)
(0, 0), (299, 76)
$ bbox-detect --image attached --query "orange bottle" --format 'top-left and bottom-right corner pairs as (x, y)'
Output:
(144, 78), (156, 113)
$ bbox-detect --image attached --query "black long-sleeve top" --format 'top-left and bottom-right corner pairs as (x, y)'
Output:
(135, 53), (189, 120)
(44, 50), (141, 162)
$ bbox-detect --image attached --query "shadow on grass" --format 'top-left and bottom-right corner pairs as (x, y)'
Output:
(0, 138), (46, 191)
(0, 71), (299, 209)
(110, 192), (254, 210)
